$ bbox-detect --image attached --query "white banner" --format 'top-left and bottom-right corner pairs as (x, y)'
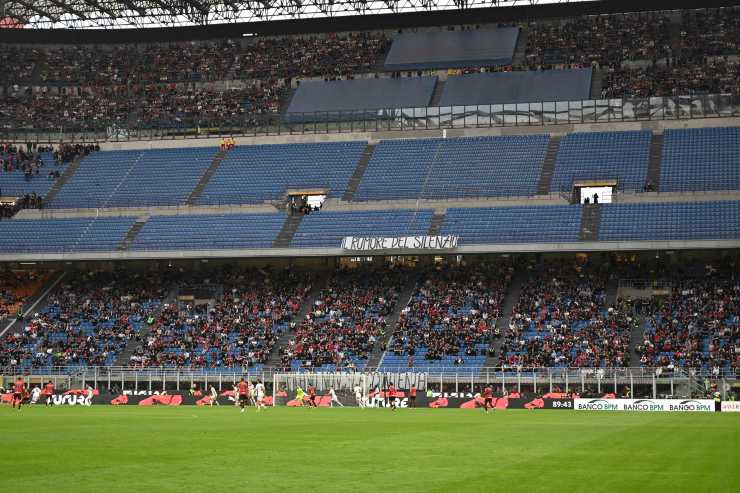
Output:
(574, 398), (715, 412)
(341, 235), (458, 251)
(721, 401), (740, 413)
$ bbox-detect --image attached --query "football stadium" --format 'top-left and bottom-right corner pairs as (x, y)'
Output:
(0, 0), (739, 490)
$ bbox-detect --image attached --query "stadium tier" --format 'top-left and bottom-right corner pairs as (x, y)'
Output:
(0, 151), (62, 197)
(49, 148), (217, 209)
(198, 141), (366, 205)
(0, 8), (738, 133)
(441, 206), (582, 245)
(599, 202), (740, 242)
(550, 131), (652, 192)
(0, 217), (135, 252)
(660, 127), (740, 192)
(355, 135), (548, 200)
(130, 213), (286, 250)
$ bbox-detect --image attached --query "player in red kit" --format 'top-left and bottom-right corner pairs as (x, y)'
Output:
(43, 381), (54, 406)
(483, 385), (494, 414)
(388, 384), (397, 410)
(409, 385), (417, 408)
(238, 378), (249, 413)
(308, 385), (317, 407)
(12, 378), (26, 410)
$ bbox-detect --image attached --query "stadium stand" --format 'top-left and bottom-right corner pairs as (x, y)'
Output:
(501, 261), (631, 368)
(599, 202), (740, 242)
(49, 147), (216, 209)
(383, 28), (520, 70)
(660, 127), (740, 192)
(550, 131), (651, 192)
(290, 209), (434, 248)
(379, 264), (512, 372)
(0, 271), (48, 320)
(441, 206), (583, 245)
(129, 268), (310, 370)
(637, 275), (739, 373)
(0, 271), (166, 369)
(285, 77), (437, 117)
(354, 135), (548, 201)
(0, 217), (135, 252)
(197, 141), (366, 205)
(130, 213), (286, 250)
(438, 69), (592, 106)
(0, 150), (62, 198)
(279, 266), (406, 372)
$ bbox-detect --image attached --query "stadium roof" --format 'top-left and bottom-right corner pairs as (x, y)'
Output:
(1, 0), (585, 29)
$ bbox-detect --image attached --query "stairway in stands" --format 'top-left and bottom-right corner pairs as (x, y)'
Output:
(365, 277), (418, 372)
(590, 68), (604, 99)
(536, 135), (561, 195)
(511, 27), (529, 68)
(117, 218), (148, 251)
(629, 316), (650, 367)
(483, 269), (527, 369)
(272, 214), (304, 248)
(647, 133), (664, 191)
(262, 279), (326, 371)
(579, 204), (602, 241)
(429, 79), (447, 107)
(44, 154), (85, 206)
(427, 212), (446, 235)
(342, 143), (376, 201)
(114, 286), (178, 366)
(186, 149), (227, 205)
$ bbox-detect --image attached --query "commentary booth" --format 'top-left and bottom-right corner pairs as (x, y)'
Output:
(569, 179), (617, 204)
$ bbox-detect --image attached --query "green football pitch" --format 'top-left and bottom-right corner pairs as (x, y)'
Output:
(0, 406), (736, 493)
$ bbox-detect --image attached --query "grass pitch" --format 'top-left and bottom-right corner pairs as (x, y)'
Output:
(0, 406), (736, 493)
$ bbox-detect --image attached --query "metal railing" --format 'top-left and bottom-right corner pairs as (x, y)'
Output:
(2, 93), (737, 144)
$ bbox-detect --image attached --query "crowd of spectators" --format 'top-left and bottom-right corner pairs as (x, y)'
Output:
(135, 83), (285, 130)
(279, 266), (405, 372)
(389, 264), (511, 366)
(0, 9), (738, 131)
(0, 271), (166, 369)
(636, 269), (739, 374)
(500, 261), (632, 368)
(523, 13), (674, 70)
(128, 268), (310, 369)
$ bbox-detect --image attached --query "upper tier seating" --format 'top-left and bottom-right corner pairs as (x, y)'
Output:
(660, 127), (740, 192)
(0, 152), (63, 197)
(384, 28), (520, 70)
(198, 142), (366, 205)
(438, 69), (592, 106)
(130, 213), (286, 250)
(550, 131), (651, 192)
(441, 206), (582, 245)
(599, 201), (740, 242)
(50, 147), (216, 209)
(290, 209), (434, 248)
(354, 135), (548, 201)
(0, 217), (135, 252)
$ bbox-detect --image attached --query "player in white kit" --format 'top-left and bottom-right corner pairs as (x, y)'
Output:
(254, 380), (266, 412)
(353, 384), (365, 408)
(329, 387), (344, 407)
